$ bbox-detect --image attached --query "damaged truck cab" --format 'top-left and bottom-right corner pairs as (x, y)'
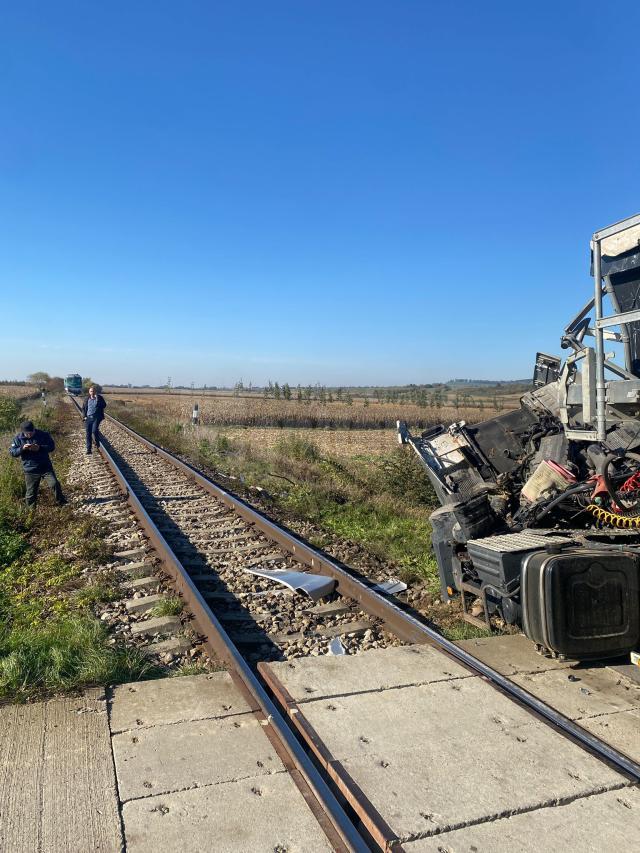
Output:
(399, 214), (640, 660)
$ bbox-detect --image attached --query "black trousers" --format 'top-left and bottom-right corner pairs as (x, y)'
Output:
(24, 468), (66, 507)
(85, 417), (102, 451)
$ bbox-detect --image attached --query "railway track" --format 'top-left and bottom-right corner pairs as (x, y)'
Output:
(67, 399), (640, 849)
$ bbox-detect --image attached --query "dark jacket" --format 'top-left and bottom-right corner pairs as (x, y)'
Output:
(82, 394), (107, 421)
(10, 428), (56, 473)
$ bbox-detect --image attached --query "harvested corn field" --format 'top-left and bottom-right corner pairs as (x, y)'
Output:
(105, 390), (508, 430)
(221, 426), (398, 457)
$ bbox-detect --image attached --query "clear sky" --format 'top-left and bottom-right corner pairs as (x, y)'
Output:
(2, 1), (640, 387)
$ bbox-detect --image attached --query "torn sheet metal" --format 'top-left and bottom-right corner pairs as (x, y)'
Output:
(243, 567), (336, 602)
(372, 579), (408, 595)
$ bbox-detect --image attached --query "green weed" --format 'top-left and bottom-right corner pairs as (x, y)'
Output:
(171, 661), (223, 677)
(150, 596), (183, 617)
(440, 622), (491, 641)
(66, 518), (113, 563)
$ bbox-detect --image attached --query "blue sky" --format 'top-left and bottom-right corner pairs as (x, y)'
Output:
(2, 1), (639, 387)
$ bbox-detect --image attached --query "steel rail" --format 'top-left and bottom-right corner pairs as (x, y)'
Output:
(97, 409), (640, 784)
(69, 399), (369, 853)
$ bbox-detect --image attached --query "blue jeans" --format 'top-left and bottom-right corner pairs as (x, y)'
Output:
(85, 417), (101, 451)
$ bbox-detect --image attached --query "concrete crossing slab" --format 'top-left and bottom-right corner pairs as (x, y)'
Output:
(110, 671), (250, 731)
(112, 713), (283, 801)
(260, 643), (471, 703)
(298, 679), (626, 837)
(456, 632), (575, 675)
(455, 633), (640, 764)
(402, 786), (640, 852)
(122, 771), (333, 853)
(511, 665), (640, 720)
(110, 672), (336, 851)
(263, 645), (635, 846)
(578, 707), (640, 762)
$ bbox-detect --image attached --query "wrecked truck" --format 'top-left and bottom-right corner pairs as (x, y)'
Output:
(399, 213), (640, 660)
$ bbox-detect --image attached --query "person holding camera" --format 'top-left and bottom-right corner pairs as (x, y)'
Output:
(81, 385), (107, 454)
(9, 420), (67, 508)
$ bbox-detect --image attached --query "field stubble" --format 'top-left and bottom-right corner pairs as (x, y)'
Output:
(109, 391), (505, 431)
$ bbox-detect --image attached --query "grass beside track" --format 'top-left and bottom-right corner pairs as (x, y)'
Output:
(0, 398), (157, 701)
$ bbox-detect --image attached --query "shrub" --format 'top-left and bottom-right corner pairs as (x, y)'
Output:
(275, 434), (321, 463)
(374, 448), (437, 507)
(0, 398), (21, 433)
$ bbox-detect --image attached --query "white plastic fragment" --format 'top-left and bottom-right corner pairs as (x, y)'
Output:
(243, 567), (336, 602)
(372, 579), (408, 595)
(328, 637), (346, 655)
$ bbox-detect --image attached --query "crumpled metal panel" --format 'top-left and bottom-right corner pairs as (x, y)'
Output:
(244, 567), (336, 602)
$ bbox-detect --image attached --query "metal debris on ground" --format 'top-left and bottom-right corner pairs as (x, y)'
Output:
(243, 567), (336, 602)
(372, 579), (408, 595)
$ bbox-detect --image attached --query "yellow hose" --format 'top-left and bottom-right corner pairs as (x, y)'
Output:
(586, 504), (640, 528)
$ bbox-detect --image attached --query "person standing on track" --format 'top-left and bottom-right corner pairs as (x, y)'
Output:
(9, 420), (67, 508)
(81, 386), (107, 454)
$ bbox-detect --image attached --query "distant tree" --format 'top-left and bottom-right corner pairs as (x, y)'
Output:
(28, 372), (50, 385)
(363, 396), (369, 407)
(336, 387), (343, 402)
(283, 383), (292, 400)
(274, 382), (281, 400)
(46, 377), (64, 392)
(345, 392), (353, 406)
(328, 391), (334, 403)
(304, 385), (312, 404)
(318, 385), (326, 404)
(296, 384), (303, 403)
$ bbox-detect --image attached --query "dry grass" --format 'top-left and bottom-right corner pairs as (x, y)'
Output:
(108, 391), (510, 431)
(0, 385), (37, 401)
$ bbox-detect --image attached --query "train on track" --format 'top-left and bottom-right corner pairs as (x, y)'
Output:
(400, 213), (640, 661)
(64, 373), (83, 395)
